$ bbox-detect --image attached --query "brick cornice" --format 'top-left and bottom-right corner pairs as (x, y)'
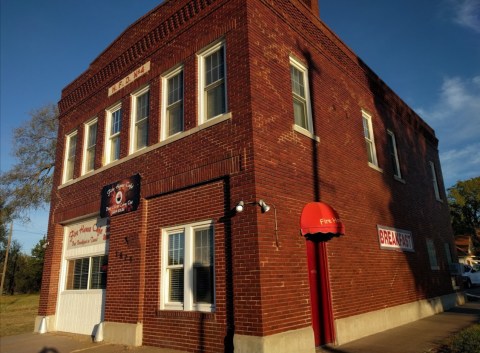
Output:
(59, 0), (219, 114)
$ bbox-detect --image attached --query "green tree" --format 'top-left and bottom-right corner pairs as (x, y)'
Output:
(0, 104), (58, 221)
(448, 177), (480, 253)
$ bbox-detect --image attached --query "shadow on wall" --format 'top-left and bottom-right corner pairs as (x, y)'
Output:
(358, 56), (455, 301)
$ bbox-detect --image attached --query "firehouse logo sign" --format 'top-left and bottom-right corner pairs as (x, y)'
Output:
(108, 61), (151, 96)
(100, 174), (141, 218)
(377, 225), (414, 252)
(67, 218), (109, 249)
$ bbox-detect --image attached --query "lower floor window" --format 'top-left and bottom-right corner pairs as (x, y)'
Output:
(161, 220), (215, 312)
(66, 255), (108, 290)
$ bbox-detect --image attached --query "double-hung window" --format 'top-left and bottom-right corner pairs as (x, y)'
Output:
(198, 41), (227, 123)
(162, 66), (184, 139)
(65, 255), (108, 290)
(105, 103), (122, 164)
(362, 110), (379, 168)
(161, 220), (215, 312)
(290, 57), (313, 133)
(130, 86), (150, 152)
(82, 119), (97, 175)
(387, 130), (402, 179)
(426, 239), (439, 270)
(63, 131), (78, 183)
(429, 161), (442, 201)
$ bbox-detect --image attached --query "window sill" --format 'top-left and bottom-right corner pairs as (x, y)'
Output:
(436, 198), (444, 203)
(59, 113), (232, 190)
(394, 175), (406, 184)
(368, 162), (383, 173)
(293, 124), (320, 142)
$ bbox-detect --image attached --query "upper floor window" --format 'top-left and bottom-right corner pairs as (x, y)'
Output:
(130, 86), (150, 153)
(387, 130), (402, 179)
(429, 161), (442, 201)
(162, 66), (184, 139)
(198, 41), (227, 123)
(105, 103), (122, 164)
(161, 220), (215, 312)
(82, 119), (97, 175)
(290, 57), (313, 133)
(63, 130), (78, 183)
(426, 239), (439, 270)
(362, 110), (379, 168)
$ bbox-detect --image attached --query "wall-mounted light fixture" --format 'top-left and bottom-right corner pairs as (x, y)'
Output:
(235, 199), (279, 248)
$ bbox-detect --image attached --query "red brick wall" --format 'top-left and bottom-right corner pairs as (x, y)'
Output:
(39, 0), (455, 351)
(247, 0), (454, 329)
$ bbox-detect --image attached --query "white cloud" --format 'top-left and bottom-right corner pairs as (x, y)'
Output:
(416, 75), (480, 187)
(451, 0), (480, 33)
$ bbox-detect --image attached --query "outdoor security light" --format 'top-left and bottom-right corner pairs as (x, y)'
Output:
(258, 199), (270, 213)
(235, 201), (245, 213)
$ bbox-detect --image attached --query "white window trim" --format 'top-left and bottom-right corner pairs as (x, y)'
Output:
(161, 65), (184, 141)
(81, 118), (98, 176)
(429, 161), (442, 202)
(104, 102), (122, 165)
(290, 56), (314, 134)
(387, 129), (403, 180)
(62, 130), (78, 184)
(362, 110), (380, 170)
(160, 220), (215, 312)
(129, 85), (150, 154)
(197, 39), (228, 125)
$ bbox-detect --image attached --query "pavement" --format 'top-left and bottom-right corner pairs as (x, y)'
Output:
(1, 289), (480, 353)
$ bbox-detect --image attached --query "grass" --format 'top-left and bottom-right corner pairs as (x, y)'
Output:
(0, 294), (39, 337)
(430, 324), (480, 353)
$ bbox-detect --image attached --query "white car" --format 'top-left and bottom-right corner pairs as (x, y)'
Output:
(462, 265), (480, 288)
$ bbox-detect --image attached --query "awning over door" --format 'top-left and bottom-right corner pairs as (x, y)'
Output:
(300, 202), (345, 236)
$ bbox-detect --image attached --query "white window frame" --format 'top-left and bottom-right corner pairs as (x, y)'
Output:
(429, 161), (442, 201)
(82, 118), (98, 175)
(290, 56), (314, 134)
(65, 255), (108, 291)
(160, 220), (215, 312)
(161, 65), (184, 140)
(387, 130), (402, 179)
(130, 85), (150, 154)
(362, 110), (379, 169)
(105, 102), (122, 165)
(426, 238), (439, 270)
(198, 40), (227, 125)
(63, 130), (78, 183)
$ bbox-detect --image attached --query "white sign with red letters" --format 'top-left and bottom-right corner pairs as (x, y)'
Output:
(377, 225), (414, 252)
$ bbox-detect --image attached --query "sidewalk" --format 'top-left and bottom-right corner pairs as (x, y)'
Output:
(318, 296), (480, 353)
(1, 295), (479, 353)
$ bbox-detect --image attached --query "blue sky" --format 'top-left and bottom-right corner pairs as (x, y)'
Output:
(1, 0), (479, 252)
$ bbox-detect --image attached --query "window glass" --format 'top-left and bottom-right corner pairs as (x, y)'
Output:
(66, 256), (108, 290)
(193, 228), (213, 304)
(166, 70), (184, 136)
(64, 132), (77, 182)
(362, 111), (378, 166)
(205, 47), (226, 119)
(162, 221), (215, 312)
(387, 131), (401, 178)
(199, 42), (227, 123)
(84, 121), (97, 173)
(90, 255), (108, 289)
(290, 58), (312, 132)
(426, 239), (439, 270)
(168, 232), (185, 303)
(429, 161), (442, 201)
(134, 90), (149, 150)
(108, 107), (122, 163)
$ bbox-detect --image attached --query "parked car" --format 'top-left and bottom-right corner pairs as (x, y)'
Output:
(461, 265), (480, 288)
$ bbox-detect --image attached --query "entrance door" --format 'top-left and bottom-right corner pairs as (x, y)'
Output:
(306, 239), (335, 346)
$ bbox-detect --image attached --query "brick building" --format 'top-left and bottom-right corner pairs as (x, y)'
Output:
(36, 1), (461, 352)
